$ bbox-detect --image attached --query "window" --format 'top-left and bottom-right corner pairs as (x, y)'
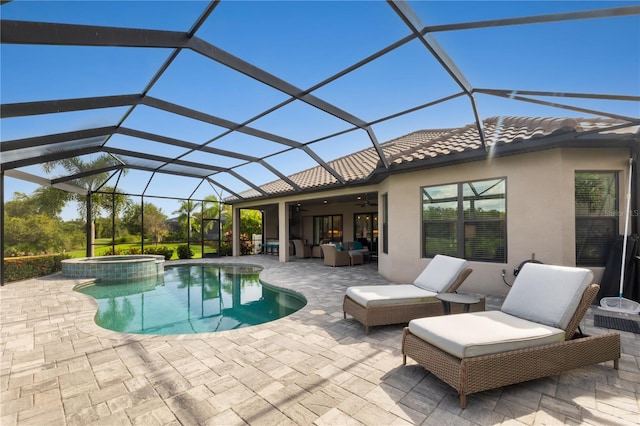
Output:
(353, 212), (378, 252)
(575, 171), (618, 266)
(313, 215), (342, 244)
(422, 178), (506, 262)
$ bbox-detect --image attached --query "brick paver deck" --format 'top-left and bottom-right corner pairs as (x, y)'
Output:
(1, 256), (638, 425)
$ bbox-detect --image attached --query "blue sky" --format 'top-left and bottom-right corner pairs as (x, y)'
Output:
(2, 0), (639, 220)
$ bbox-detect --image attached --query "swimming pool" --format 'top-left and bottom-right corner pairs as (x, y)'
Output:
(74, 264), (306, 335)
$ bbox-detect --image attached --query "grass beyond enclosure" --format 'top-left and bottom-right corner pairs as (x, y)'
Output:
(3, 241), (206, 282)
(68, 239), (206, 260)
(4, 238), (258, 283)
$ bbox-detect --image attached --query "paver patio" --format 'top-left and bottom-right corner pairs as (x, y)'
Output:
(1, 256), (639, 425)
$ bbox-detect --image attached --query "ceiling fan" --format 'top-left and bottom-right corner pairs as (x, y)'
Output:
(294, 203), (308, 212)
(355, 195), (377, 207)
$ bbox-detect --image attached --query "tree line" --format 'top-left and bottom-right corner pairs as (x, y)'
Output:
(4, 155), (262, 257)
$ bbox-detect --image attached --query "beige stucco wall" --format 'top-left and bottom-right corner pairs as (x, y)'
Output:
(377, 147), (631, 296)
(233, 147), (631, 296)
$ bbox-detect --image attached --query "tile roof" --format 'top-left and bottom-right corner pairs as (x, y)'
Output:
(230, 116), (636, 202)
(387, 116), (637, 166)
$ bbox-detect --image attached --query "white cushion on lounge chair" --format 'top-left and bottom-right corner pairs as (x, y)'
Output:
(408, 311), (565, 358)
(413, 255), (469, 293)
(500, 263), (593, 330)
(346, 285), (438, 308)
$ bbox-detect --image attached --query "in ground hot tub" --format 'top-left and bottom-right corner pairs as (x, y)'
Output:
(62, 255), (165, 281)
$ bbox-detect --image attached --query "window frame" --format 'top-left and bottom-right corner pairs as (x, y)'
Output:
(353, 212), (378, 252)
(421, 177), (507, 262)
(312, 214), (343, 244)
(575, 170), (619, 267)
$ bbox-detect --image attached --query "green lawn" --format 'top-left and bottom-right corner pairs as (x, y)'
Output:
(67, 239), (205, 260)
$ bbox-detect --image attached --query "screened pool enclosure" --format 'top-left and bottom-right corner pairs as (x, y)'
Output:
(2, 1), (639, 283)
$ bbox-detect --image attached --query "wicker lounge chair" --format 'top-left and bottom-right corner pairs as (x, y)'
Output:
(343, 255), (480, 334)
(402, 263), (621, 408)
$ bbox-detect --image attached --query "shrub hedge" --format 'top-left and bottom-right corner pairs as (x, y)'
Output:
(142, 246), (174, 260)
(101, 246), (174, 260)
(3, 254), (71, 283)
(177, 245), (193, 259)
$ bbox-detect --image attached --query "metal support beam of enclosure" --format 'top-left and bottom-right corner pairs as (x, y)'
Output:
(1, 171), (4, 285)
(633, 139), (640, 236)
(86, 193), (92, 258)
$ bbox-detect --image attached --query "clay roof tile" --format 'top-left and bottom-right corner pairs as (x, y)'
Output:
(228, 116), (634, 202)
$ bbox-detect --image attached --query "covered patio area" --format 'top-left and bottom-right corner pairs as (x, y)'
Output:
(1, 257), (638, 425)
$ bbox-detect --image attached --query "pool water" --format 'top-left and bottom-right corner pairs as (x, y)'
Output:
(75, 264), (306, 335)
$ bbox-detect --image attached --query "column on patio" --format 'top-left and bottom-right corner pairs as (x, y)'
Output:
(278, 200), (291, 262)
(230, 206), (237, 257)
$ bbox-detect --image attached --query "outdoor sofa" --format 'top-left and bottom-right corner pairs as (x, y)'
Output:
(402, 262), (621, 408)
(343, 254), (480, 334)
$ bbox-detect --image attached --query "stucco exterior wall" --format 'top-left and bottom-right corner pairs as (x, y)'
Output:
(232, 146), (631, 297)
(377, 147), (631, 296)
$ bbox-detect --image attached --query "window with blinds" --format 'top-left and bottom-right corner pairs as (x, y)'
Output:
(422, 178), (506, 262)
(575, 171), (618, 266)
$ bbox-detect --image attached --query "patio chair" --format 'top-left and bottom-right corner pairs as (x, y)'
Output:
(321, 244), (351, 267)
(348, 250), (364, 266)
(343, 255), (479, 334)
(312, 239), (330, 258)
(402, 262), (621, 408)
(292, 239), (311, 258)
